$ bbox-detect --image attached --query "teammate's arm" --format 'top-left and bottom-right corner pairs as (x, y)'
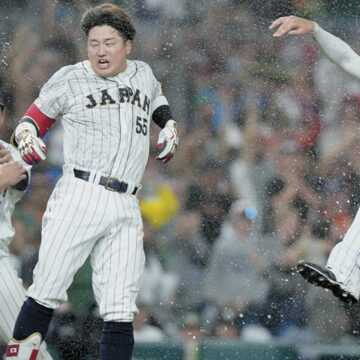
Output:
(270, 15), (360, 80)
(1, 103), (30, 189)
(0, 161), (26, 194)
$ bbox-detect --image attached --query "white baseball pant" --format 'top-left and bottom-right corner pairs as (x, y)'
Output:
(27, 171), (145, 322)
(327, 207), (360, 299)
(0, 256), (53, 360)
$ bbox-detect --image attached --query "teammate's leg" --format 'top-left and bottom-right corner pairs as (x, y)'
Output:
(91, 193), (145, 360)
(0, 256), (53, 360)
(0, 256), (25, 342)
(297, 207), (360, 303)
(326, 206), (360, 298)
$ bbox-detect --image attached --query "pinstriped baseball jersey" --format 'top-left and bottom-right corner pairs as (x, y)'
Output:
(0, 141), (52, 360)
(34, 59), (168, 184)
(0, 140), (31, 255)
(308, 25), (360, 300)
(26, 57), (172, 322)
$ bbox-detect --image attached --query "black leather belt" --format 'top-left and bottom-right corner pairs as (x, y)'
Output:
(73, 169), (138, 195)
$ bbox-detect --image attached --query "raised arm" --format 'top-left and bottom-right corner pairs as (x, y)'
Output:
(270, 15), (360, 80)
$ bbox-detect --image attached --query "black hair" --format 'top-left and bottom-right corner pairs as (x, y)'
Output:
(81, 3), (136, 41)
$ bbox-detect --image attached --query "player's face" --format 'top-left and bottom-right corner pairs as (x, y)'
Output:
(87, 25), (132, 78)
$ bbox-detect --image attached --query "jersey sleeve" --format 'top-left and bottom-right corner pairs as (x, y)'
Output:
(312, 24), (360, 80)
(34, 65), (74, 119)
(148, 67), (169, 115)
(152, 80), (169, 112)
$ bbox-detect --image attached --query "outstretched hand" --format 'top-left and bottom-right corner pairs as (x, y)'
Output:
(269, 15), (316, 37)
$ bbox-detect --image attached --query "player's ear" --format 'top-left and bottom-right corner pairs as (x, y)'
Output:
(125, 40), (132, 56)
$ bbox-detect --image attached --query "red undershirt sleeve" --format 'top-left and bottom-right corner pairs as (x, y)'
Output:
(23, 103), (56, 138)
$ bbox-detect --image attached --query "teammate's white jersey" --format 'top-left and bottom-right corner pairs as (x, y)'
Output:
(0, 140), (31, 255)
(313, 24), (360, 80)
(310, 24), (360, 299)
(35, 59), (168, 184)
(0, 141), (52, 359)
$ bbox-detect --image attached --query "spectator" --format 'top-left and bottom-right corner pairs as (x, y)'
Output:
(202, 199), (268, 333)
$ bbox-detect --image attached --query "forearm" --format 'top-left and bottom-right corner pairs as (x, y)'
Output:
(152, 105), (174, 128)
(313, 24), (360, 79)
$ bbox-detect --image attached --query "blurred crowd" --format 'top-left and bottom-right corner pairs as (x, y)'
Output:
(2, 0), (360, 357)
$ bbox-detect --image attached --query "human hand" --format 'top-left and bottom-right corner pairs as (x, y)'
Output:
(0, 161), (26, 191)
(18, 133), (47, 165)
(156, 120), (179, 164)
(0, 143), (13, 164)
(269, 15), (316, 37)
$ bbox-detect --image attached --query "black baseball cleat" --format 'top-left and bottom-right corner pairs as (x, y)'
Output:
(297, 261), (358, 304)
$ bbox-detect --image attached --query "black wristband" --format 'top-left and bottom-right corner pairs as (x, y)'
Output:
(152, 105), (173, 128)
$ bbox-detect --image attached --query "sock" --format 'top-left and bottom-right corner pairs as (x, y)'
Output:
(100, 321), (134, 360)
(13, 297), (54, 341)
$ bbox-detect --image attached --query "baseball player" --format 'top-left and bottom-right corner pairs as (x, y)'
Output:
(270, 16), (360, 304)
(5, 3), (178, 360)
(0, 101), (52, 360)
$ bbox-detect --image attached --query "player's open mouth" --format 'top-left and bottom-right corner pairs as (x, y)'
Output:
(98, 59), (110, 69)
